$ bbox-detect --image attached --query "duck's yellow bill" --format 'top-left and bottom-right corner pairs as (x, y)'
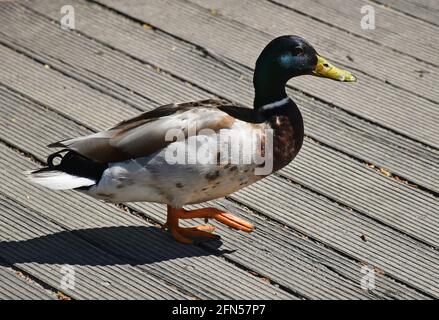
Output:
(313, 55), (357, 82)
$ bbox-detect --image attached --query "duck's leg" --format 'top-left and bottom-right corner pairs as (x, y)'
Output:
(164, 205), (254, 244)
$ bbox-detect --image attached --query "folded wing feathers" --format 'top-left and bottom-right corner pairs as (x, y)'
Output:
(45, 100), (235, 163)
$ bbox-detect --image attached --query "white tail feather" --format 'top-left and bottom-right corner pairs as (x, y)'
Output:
(25, 170), (96, 190)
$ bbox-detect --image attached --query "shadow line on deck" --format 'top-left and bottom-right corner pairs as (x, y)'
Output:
(0, 226), (228, 267)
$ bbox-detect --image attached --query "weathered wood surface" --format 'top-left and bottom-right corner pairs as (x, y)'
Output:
(372, 0), (439, 26)
(0, 0), (437, 299)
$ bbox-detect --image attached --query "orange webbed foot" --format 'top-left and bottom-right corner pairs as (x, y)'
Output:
(165, 206), (254, 244)
(179, 207), (254, 233)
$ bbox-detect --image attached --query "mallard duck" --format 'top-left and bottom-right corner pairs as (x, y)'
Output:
(28, 35), (356, 244)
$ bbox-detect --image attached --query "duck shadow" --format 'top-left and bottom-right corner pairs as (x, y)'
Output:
(0, 225), (233, 267)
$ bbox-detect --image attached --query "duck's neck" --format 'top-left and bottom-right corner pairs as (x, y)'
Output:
(253, 77), (291, 121)
(254, 85), (288, 110)
(253, 64), (289, 109)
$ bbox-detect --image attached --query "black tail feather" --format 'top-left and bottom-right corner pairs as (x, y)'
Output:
(35, 150), (108, 183)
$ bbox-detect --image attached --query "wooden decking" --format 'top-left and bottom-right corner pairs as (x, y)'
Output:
(0, 0), (437, 299)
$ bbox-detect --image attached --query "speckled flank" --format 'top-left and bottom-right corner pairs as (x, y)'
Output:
(205, 170), (221, 182)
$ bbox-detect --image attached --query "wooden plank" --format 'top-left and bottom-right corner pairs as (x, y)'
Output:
(89, 0), (439, 148)
(0, 85), (412, 300)
(4, 2), (438, 195)
(230, 175), (439, 297)
(191, 0), (439, 105)
(0, 48), (434, 298)
(372, 0), (439, 26)
(283, 142), (439, 247)
(271, 0), (439, 65)
(0, 194), (190, 300)
(0, 266), (57, 300)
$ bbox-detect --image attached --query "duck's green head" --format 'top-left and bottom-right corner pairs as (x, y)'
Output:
(254, 35), (356, 107)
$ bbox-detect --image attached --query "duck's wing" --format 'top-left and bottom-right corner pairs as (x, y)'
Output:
(48, 99), (240, 163)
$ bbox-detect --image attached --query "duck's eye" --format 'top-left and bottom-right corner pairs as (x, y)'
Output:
(293, 46), (304, 56)
(323, 63), (330, 68)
